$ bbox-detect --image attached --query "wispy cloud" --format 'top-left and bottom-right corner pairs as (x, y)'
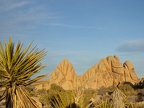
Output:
(48, 23), (107, 29)
(0, 1), (62, 34)
(49, 50), (88, 56)
(0, 1), (30, 12)
(0, 0), (107, 39)
(10, 9), (59, 24)
(116, 40), (144, 52)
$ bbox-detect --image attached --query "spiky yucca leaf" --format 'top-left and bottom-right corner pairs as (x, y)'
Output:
(0, 38), (46, 108)
(48, 90), (75, 108)
(95, 99), (113, 108)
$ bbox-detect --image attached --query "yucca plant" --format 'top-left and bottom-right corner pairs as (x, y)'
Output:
(0, 38), (47, 108)
(95, 99), (113, 108)
(47, 89), (75, 108)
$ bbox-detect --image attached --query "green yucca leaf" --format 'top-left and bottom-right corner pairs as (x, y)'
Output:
(17, 86), (39, 108)
(24, 74), (47, 86)
(0, 90), (6, 101)
(16, 65), (46, 81)
(5, 38), (14, 69)
(0, 38), (46, 108)
(0, 73), (9, 79)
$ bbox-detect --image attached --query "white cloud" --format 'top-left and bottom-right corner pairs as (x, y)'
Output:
(116, 40), (144, 52)
(49, 50), (87, 56)
(0, 1), (30, 12)
(0, 0), (107, 36)
(0, 0), (107, 40)
(0, 1), (62, 34)
(48, 23), (107, 29)
(6, 1), (30, 11)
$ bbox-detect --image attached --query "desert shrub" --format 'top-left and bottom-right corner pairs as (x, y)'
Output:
(66, 103), (80, 108)
(134, 78), (144, 89)
(36, 88), (47, 96)
(39, 94), (49, 107)
(84, 89), (97, 97)
(74, 89), (97, 108)
(95, 99), (113, 108)
(97, 86), (116, 95)
(136, 89), (144, 95)
(39, 87), (95, 108)
(126, 95), (137, 103)
(47, 90), (74, 108)
(25, 85), (36, 96)
(125, 102), (144, 108)
(37, 87), (75, 108)
(135, 89), (144, 102)
(83, 89), (97, 103)
(50, 83), (65, 92)
(119, 84), (137, 96)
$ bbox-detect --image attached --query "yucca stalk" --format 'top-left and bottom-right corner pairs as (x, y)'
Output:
(112, 88), (126, 108)
(0, 38), (47, 108)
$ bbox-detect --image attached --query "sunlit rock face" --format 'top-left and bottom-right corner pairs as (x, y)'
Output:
(49, 58), (77, 90)
(123, 61), (138, 82)
(41, 55), (139, 90)
(82, 55), (138, 90)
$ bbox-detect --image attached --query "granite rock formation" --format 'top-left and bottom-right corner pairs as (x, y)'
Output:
(82, 55), (138, 89)
(45, 55), (139, 90)
(49, 58), (77, 90)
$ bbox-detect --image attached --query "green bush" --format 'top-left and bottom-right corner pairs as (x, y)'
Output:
(95, 99), (113, 108)
(119, 84), (137, 96)
(82, 89), (97, 106)
(97, 86), (116, 95)
(25, 85), (36, 96)
(47, 90), (74, 108)
(50, 83), (65, 92)
(36, 83), (144, 108)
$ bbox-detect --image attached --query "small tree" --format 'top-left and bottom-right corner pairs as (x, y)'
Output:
(0, 38), (47, 108)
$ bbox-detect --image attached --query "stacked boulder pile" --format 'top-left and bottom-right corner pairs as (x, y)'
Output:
(36, 55), (139, 90)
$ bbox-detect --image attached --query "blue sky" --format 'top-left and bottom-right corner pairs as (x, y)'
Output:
(0, 0), (144, 78)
